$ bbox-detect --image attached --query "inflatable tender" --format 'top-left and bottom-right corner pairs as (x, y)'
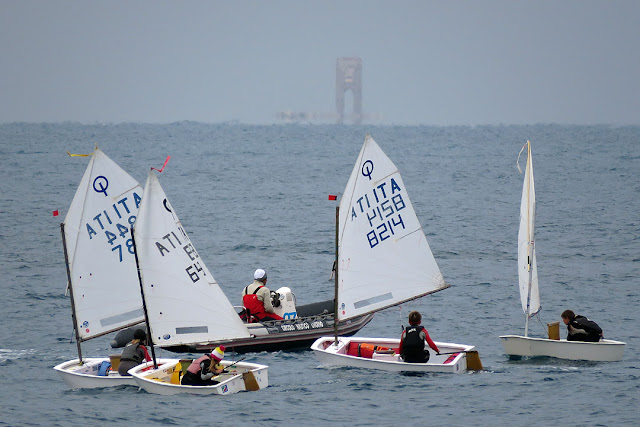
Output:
(112, 287), (373, 353)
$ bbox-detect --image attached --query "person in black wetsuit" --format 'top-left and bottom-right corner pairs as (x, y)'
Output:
(561, 309), (603, 342)
(399, 311), (440, 363)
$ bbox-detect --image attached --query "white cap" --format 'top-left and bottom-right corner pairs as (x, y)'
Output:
(254, 268), (267, 280)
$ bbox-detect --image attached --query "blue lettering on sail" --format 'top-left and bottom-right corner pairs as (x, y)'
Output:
(93, 176), (109, 196)
(83, 191), (141, 262)
(351, 176), (407, 249)
(361, 160), (374, 180)
(133, 192), (142, 209)
(86, 223), (97, 239)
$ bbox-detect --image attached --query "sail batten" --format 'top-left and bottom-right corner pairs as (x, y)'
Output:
(353, 292), (394, 309)
(337, 135), (448, 322)
(99, 308), (145, 327)
(344, 285), (450, 320)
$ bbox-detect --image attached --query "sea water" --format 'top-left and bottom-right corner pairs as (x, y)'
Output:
(0, 123), (638, 425)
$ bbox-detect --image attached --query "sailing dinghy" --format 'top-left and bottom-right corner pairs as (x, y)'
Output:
(311, 135), (481, 373)
(54, 147), (172, 389)
(128, 170), (268, 395)
(499, 140), (625, 362)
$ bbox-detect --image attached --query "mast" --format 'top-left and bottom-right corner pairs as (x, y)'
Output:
(333, 205), (339, 345)
(524, 240), (535, 337)
(60, 223), (83, 363)
(131, 225), (158, 369)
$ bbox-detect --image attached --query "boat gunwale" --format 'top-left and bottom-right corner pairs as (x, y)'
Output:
(130, 359), (268, 390)
(311, 336), (475, 368)
(499, 334), (626, 346)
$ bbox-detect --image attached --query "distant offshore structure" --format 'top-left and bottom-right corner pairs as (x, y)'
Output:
(277, 57), (381, 124)
(336, 57), (362, 124)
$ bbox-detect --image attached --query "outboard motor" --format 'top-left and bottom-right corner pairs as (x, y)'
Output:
(273, 287), (297, 319)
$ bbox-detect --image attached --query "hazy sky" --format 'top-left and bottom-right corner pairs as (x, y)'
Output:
(1, 0), (639, 125)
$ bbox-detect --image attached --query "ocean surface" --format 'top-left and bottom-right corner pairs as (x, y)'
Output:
(0, 123), (638, 426)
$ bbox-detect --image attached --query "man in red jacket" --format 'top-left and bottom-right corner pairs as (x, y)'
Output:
(241, 268), (283, 321)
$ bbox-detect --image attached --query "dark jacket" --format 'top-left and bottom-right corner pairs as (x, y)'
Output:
(400, 326), (430, 363)
(567, 315), (602, 342)
(118, 342), (148, 376)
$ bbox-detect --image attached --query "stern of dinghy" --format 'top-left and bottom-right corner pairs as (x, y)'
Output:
(465, 350), (483, 371)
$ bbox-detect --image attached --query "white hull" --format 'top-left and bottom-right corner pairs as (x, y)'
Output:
(311, 337), (476, 374)
(499, 335), (626, 361)
(53, 357), (173, 389)
(129, 359), (269, 395)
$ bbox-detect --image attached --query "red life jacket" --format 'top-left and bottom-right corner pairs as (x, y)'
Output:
(242, 285), (266, 318)
(141, 345), (152, 362)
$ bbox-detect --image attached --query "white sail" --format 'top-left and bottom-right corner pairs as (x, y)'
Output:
(518, 141), (540, 316)
(337, 135), (448, 321)
(134, 171), (251, 347)
(63, 148), (145, 340)
(500, 140), (626, 360)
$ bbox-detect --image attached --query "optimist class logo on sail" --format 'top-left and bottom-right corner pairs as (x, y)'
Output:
(351, 160), (407, 249)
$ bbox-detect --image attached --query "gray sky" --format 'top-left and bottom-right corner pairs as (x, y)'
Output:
(1, 0), (639, 125)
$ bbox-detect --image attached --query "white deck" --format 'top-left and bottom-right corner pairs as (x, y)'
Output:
(129, 359), (269, 395)
(53, 357), (174, 389)
(499, 335), (625, 361)
(311, 336), (476, 374)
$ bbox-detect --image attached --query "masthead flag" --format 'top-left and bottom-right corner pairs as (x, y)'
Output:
(152, 155), (171, 172)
